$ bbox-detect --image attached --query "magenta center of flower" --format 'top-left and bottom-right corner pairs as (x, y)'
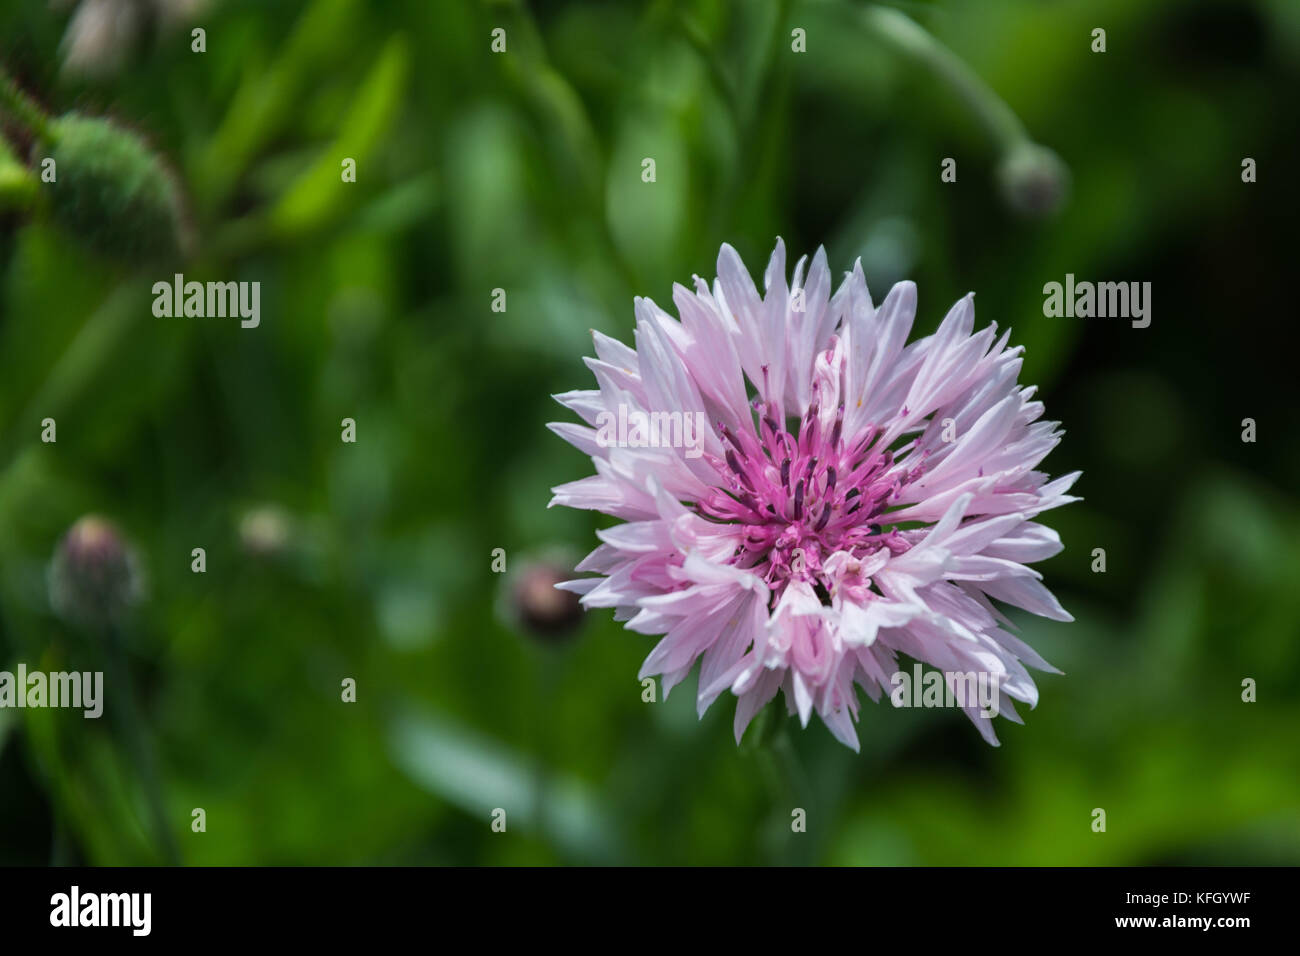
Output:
(700, 387), (918, 598)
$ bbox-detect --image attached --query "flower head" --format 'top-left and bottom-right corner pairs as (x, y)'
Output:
(550, 240), (1079, 749)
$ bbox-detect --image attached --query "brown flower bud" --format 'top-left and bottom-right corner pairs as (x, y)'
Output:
(510, 559), (584, 642)
(48, 514), (143, 627)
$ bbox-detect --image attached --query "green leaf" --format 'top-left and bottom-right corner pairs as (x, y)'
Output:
(270, 35), (411, 238)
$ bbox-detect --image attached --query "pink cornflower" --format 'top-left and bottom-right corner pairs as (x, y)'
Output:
(550, 240), (1079, 749)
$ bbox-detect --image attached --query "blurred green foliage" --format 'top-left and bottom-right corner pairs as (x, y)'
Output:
(1, 0), (1297, 864)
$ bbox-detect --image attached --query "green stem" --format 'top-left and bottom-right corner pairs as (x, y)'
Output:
(0, 138), (37, 211)
(103, 623), (180, 865)
(755, 746), (790, 803)
(750, 707), (816, 863)
(0, 64), (53, 141)
(5, 283), (143, 470)
(771, 725), (814, 811)
(851, 4), (1031, 152)
(50, 816), (72, 866)
(531, 644), (565, 851)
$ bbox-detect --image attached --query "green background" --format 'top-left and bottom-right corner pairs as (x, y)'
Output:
(1, 0), (1297, 865)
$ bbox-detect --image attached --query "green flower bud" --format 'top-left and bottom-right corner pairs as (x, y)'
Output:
(997, 141), (1071, 219)
(41, 113), (189, 262)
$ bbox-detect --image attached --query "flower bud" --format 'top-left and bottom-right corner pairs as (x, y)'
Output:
(41, 113), (189, 262)
(509, 558), (584, 643)
(996, 141), (1070, 218)
(238, 505), (293, 559)
(48, 514), (143, 627)
(59, 0), (141, 79)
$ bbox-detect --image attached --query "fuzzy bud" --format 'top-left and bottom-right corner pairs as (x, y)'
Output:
(238, 505), (293, 559)
(996, 141), (1070, 219)
(509, 558), (584, 643)
(41, 113), (189, 262)
(48, 514), (143, 627)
